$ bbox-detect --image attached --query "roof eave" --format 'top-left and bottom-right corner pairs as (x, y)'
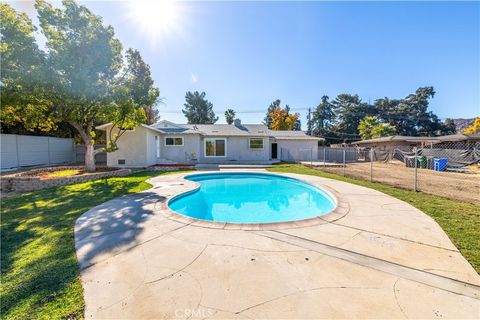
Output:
(273, 136), (324, 141)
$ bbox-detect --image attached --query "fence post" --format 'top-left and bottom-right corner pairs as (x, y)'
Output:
(323, 147), (326, 168)
(413, 146), (418, 192)
(343, 148), (346, 176)
(370, 148), (373, 182)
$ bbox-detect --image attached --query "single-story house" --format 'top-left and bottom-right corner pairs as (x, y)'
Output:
(96, 119), (322, 167)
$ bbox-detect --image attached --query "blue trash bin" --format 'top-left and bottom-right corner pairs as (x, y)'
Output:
(433, 158), (448, 171)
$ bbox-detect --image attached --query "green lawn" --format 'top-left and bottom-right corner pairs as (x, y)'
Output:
(267, 164), (480, 273)
(0, 170), (189, 320)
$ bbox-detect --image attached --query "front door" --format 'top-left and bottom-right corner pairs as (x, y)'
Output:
(271, 143), (278, 159)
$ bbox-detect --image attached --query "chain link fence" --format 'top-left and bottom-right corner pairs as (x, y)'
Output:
(301, 141), (480, 204)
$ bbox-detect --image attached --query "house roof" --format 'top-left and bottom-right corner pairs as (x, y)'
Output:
(352, 134), (480, 145)
(96, 120), (323, 140)
(152, 120), (322, 139)
(183, 124), (271, 137)
(269, 130), (321, 140)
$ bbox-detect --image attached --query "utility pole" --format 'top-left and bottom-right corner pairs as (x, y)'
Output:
(306, 107), (312, 136)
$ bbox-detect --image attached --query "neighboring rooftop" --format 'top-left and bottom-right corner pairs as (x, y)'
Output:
(352, 134), (480, 145)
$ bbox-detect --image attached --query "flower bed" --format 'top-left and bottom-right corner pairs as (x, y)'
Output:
(1, 166), (131, 192)
(152, 164), (195, 171)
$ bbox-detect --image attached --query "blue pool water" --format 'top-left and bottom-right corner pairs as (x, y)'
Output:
(168, 173), (336, 223)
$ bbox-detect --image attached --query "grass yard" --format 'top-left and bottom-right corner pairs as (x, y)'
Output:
(268, 164), (480, 273)
(0, 170), (189, 320)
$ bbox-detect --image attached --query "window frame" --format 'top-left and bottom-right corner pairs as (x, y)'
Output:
(249, 138), (264, 150)
(204, 138), (227, 157)
(164, 136), (184, 147)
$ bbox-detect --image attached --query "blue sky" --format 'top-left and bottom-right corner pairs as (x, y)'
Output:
(10, 1), (480, 127)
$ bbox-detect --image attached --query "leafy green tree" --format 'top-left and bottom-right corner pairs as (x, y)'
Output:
(374, 87), (454, 136)
(358, 116), (396, 140)
(103, 52), (157, 152)
(373, 123), (397, 138)
(34, 0), (151, 172)
(182, 91), (218, 124)
(1, 2), (158, 171)
(294, 118), (302, 131)
(224, 109), (236, 124)
(0, 3), (58, 133)
(373, 97), (403, 130)
(306, 108), (312, 135)
(331, 94), (374, 141)
(285, 104), (301, 130)
(309, 95), (336, 142)
(264, 99), (281, 128)
(121, 49), (160, 125)
(443, 118), (457, 133)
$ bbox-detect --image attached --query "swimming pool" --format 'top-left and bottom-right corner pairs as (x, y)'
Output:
(168, 172), (336, 224)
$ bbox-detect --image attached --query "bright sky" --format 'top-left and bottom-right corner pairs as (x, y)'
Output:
(8, 1), (480, 127)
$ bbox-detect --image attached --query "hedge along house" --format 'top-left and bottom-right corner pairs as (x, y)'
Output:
(96, 119), (322, 167)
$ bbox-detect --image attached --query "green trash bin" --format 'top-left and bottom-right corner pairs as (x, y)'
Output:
(419, 156), (427, 169)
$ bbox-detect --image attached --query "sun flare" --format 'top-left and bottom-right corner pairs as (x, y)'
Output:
(125, 0), (183, 44)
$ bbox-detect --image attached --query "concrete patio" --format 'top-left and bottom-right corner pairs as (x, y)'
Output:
(74, 170), (479, 319)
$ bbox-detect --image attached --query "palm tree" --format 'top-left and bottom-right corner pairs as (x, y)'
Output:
(225, 109), (236, 125)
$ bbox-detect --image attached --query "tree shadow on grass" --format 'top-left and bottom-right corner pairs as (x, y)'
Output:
(0, 171), (163, 319)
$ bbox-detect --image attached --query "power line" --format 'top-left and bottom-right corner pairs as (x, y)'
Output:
(161, 109), (452, 121)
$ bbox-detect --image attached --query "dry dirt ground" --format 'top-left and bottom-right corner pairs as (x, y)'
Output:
(316, 161), (479, 204)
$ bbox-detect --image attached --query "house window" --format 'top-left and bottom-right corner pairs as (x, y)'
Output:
(249, 138), (264, 150)
(205, 138), (226, 157)
(155, 136), (160, 157)
(165, 137), (184, 146)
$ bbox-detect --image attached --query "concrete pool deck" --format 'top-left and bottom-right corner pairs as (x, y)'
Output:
(75, 170), (480, 319)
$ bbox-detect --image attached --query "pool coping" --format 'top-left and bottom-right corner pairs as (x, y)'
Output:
(156, 171), (350, 231)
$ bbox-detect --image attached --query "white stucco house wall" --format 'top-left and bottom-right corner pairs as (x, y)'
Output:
(96, 119), (322, 167)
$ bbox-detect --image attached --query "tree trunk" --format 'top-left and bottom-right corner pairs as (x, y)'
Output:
(84, 140), (96, 173)
(68, 121), (96, 173)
